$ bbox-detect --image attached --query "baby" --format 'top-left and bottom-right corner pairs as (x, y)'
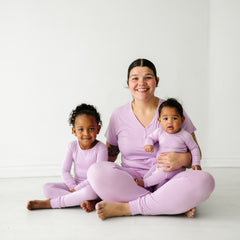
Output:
(135, 98), (201, 188)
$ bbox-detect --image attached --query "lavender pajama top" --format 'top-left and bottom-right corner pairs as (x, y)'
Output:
(42, 140), (108, 208)
(145, 128), (201, 166)
(105, 98), (196, 176)
(62, 140), (108, 190)
(143, 128), (201, 188)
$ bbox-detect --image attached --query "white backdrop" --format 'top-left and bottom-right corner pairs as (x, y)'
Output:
(0, 0), (239, 177)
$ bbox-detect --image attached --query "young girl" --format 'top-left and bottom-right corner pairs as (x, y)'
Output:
(135, 98), (202, 189)
(27, 103), (107, 210)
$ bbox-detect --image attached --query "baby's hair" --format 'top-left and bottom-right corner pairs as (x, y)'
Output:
(68, 103), (102, 127)
(158, 98), (184, 118)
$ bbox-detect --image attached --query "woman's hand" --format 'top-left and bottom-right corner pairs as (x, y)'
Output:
(70, 189), (76, 193)
(157, 152), (192, 172)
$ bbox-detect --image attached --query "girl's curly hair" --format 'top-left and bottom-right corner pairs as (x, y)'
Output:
(68, 103), (102, 127)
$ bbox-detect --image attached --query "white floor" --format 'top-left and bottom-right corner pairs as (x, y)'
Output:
(1, 168), (240, 240)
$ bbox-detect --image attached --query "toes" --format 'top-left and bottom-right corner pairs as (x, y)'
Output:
(27, 201), (35, 210)
(97, 211), (106, 220)
(95, 202), (103, 210)
(185, 207), (196, 218)
(27, 201), (32, 210)
(96, 207), (104, 214)
(80, 202), (86, 208)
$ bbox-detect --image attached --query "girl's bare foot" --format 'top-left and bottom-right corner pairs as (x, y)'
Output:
(27, 200), (51, 210)
(185, 207), (196, 218)
(81, 200), (98, 212)
(95, 201), (131, 220)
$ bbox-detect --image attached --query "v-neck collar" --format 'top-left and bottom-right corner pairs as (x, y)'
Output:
(129, 98), (161, 129)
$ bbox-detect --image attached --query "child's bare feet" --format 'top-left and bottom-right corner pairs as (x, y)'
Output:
(27, 200), (51, 210)
(95, 201), (131, 220)
(81, 200), (98, 212)
(134, 178), (144, 187)
(185, 207), (196, 218)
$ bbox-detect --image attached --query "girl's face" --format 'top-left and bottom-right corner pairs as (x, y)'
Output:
(72, 114), (101, 150)
(128, 66), (159, 102)
(158, 107), (185, 134)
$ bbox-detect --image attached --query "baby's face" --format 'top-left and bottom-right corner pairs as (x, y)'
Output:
(158, 107), (184, 134)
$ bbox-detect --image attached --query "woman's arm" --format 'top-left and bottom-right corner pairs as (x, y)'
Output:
(106, 141), (120, 162)
(191, 132), (202, 159)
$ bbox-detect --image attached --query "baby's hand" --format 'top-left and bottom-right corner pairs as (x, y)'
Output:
(144, 145), (154, 152)
(192, 165), (202, 170)
(70, 189), (76, 192)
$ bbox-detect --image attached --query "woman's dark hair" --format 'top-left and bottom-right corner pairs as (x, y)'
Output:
(127, 58), (158, 85)
(68, 103), (102, 127)
(158, 98), (184, 118)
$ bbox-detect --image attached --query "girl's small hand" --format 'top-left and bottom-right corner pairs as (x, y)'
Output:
(192, 165), (202, 170)
(70, 189), (76, 192)
(157, 152), (191, 172)
(144, 145), (154, 152)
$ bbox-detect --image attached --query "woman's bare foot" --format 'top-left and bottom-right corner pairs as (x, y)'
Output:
(81, 200), (98, 212)
(185, 207), (196, 218)
(95, 201), (131, 220)
(27, 200), (51, 210)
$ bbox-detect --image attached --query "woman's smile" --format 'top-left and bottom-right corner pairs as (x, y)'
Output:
(135, 88), (149, 92)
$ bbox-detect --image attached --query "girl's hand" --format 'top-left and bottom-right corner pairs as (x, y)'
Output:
(157, 152), (192, 172)
(192, 165), (202, 170)
(70, 189), (76, 192)
(144, 145), (154, 152)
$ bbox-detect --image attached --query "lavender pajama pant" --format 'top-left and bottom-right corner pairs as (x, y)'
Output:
(87, 161), (215, 215)
(42, 182), (98, 208)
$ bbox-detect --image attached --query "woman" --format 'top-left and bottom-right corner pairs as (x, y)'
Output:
(85, 58), (215, 220)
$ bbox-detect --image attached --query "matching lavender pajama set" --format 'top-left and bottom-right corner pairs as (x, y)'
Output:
(43, 98), (215, 215)
(42, 141), (107, 208)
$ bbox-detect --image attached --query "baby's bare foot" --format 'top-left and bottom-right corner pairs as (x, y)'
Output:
(81, 200), (98, 212)
(134, 178), (144, 187)
(185, 207), (196, 218)
(27, 200), (51, 210)
(95, 201), (131, 220)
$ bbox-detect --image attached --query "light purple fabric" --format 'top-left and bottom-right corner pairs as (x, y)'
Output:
(87, 161), (215, 215)
(143, 128), (201, 188)
(42, 141), (107, 208)
(87, 99), (215, 215)
(129, 170), (215, 215)
(105, 99), (196, 175)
